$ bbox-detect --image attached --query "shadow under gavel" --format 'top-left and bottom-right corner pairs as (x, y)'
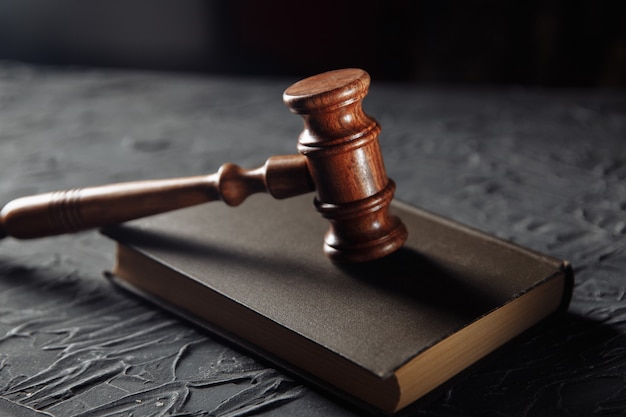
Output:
(0, 69), (408, 263)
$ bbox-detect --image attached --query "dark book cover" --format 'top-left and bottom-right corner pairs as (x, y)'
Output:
(101, 194), (573, 413)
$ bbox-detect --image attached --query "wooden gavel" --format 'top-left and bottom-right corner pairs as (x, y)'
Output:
(0, 69), (408, 263)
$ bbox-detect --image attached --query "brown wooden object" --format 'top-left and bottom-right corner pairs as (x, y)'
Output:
(0, 155), (312, 239)
(0, 69), (407, 262)
(284, 68), (407, 262)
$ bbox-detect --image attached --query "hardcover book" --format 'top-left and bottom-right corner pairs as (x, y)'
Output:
(101, 194), (573, 413)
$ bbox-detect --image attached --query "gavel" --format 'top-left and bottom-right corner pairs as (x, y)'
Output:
(0, 68), (408, 263)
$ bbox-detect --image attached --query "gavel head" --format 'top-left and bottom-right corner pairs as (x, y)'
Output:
(283, 68), (408, 263)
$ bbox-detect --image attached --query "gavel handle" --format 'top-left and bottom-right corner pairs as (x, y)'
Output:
(0, 154), (313, 239)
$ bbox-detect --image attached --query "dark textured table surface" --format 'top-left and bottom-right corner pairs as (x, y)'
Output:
(0, 62), (625, 417)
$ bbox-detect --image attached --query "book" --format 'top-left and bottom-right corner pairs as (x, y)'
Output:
(101, 194), (573, 414)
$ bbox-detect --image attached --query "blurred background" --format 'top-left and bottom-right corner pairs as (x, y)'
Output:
(0, 0), (624, 88)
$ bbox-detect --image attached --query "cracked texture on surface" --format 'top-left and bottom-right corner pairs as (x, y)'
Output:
(0, 63), (625, 416)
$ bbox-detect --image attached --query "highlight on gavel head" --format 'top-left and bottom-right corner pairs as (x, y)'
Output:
(283, 68), (408, 263)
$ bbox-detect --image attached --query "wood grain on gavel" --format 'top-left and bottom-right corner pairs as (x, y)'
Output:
(0, 69), (407, 262)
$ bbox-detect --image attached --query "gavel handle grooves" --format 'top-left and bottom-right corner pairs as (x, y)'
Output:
(0, 154), (313, 239)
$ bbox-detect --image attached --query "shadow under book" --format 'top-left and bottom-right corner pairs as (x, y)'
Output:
(101, 194), (573, 414)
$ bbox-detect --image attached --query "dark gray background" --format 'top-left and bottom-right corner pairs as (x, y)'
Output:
(0, 1), (624, 88)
